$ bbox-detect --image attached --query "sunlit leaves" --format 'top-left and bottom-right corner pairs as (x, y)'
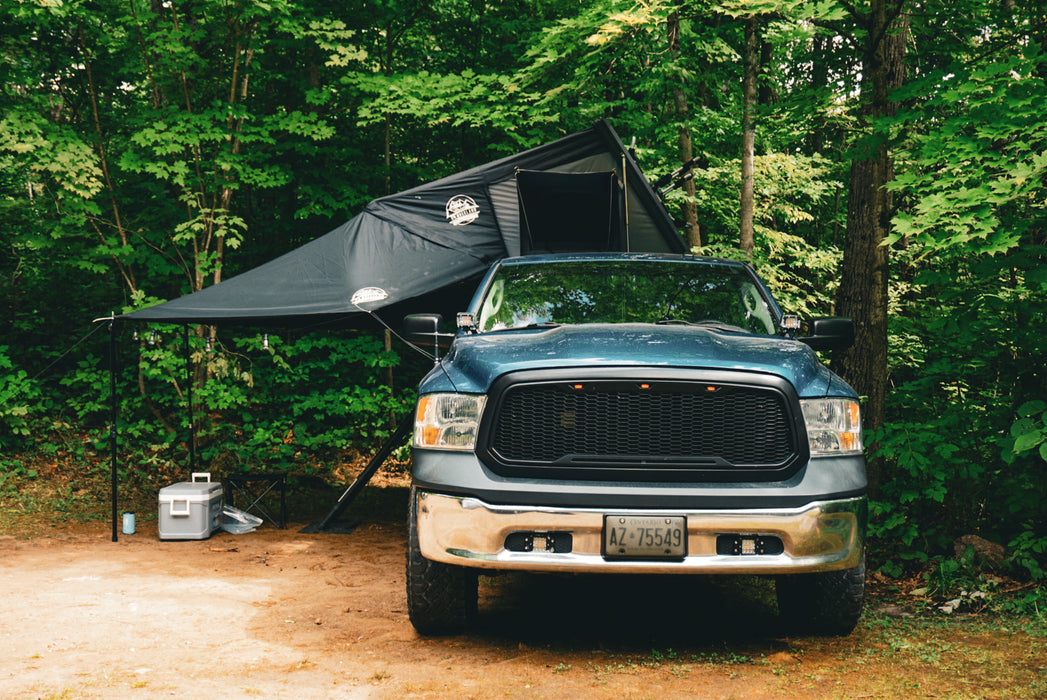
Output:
(586, 7), (664, 46)
(351, 70), (550, 149)
(312, 24), (368, 68)
(0, 114), (103, 200)
(886, 54), (1047, 255)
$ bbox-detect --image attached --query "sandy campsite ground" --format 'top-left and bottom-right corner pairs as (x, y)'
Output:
(0, 488), (1044, 699)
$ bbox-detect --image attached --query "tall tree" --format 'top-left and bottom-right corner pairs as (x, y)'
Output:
(831, 0), (908, 493)
(739, 15), (758, 257)
(668, 8), (702, 248)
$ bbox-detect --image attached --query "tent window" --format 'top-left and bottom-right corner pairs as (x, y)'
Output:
(516, 170), (624, 254)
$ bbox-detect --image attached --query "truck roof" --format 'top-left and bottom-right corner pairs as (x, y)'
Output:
(496, 252), (749, 268)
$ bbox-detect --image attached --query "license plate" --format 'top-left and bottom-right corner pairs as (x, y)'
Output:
(603, 515), (687, 559)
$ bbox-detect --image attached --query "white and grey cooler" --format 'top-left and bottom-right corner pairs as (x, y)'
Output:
(158, 473), (224, 540)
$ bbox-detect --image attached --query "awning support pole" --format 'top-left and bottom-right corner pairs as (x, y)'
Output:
(317, 413), (413, 530)
(108, 319), (119, 542)
(184, 326), (197, 475)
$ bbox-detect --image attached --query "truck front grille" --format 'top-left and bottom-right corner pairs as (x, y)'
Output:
(482, 378), (800, 481)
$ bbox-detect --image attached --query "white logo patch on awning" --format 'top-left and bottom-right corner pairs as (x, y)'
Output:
(445, 195), (479, 226)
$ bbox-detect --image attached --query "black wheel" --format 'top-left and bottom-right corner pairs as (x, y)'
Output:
(776, 550), (865, 636)
(406, 487), (478, 635)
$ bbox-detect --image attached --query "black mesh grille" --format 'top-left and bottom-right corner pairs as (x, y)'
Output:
(488, 381), (795, 473)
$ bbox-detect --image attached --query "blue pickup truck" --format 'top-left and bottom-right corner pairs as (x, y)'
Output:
(404, 252), (866, 635)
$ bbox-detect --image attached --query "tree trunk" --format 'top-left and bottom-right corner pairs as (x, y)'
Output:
(759, 36), (777, 106)
(77, 28), (137, 295)
(809, 35), (829, 156)
(739, 16), (758, 258)
(833, 1), (908, 495)
(668, 9), (701, 249)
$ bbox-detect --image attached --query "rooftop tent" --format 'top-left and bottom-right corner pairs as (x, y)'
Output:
(121, 119), (685, 327)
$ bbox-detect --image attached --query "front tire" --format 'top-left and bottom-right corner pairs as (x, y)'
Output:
(406, 487), (478, 634)
(776, 550), (865, 636)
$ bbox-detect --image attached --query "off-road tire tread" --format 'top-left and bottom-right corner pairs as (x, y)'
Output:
(776, 550), (865, 636)
(406, 487), (478, 635)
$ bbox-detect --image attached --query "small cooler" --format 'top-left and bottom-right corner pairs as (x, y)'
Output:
(158, 473), (224, 540)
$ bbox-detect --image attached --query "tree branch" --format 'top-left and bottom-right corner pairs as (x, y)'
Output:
(76, 26), (138, 296)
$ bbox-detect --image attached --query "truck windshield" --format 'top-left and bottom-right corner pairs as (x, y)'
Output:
(477, 259), (777, 334)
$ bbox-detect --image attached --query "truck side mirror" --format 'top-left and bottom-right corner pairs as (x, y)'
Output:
(800, 317), (854, 352)
(404, 313), (458, 361)
(404, 313), (443, 344)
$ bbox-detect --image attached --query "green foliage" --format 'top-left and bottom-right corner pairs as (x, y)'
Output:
(0, 346), (42, 451)
(886, 53), (1047, 255)
(352, 71), (550, 147)
(696, 242), (839, 321)
(695, 152), (844, 316)
(0, 113), (104, 201)
(1008, 530), (1047, 582)
(123, 330), (413, 478)
(865, 10), (1047, 577)
(867, 242), (1047, 580)
(37, 326), (414, 486)
(1004, 400), (1047, 465)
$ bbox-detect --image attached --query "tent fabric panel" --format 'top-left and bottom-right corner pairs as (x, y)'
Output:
(548, 152), (660, 253)
(123, 219), (358, 322)
(365, 126), (621, 259)
(123, 214), (497, 324)
(341, 214), (499, 307)
(375, 120), (683, 255)
(590, 122), (685, 254)
(487, 179), (522, 257)
(389, 126), (612, 200)
(364, 176), (506, 259)
(484, 132), (684, 257)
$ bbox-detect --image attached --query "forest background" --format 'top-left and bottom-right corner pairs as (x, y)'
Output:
(1, 0), (1045, 607)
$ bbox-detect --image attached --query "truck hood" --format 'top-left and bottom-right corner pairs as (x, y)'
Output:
(422, 323), (840, 398)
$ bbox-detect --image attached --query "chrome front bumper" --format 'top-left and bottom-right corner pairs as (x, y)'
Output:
(415, 491), (865, 575)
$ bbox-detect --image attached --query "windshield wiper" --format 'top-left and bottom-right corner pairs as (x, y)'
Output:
(659, 274), (702, 320)
(655, 318), (748, 333)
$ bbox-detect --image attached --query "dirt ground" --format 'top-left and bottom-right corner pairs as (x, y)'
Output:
(1, 488), (1045, 700)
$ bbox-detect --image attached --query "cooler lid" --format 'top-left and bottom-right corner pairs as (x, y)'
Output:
(159, 481), (224, 500)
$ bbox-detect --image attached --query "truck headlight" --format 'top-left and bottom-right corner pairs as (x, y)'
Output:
(414, 393), (487, 450)
(800, 398), (863, 455)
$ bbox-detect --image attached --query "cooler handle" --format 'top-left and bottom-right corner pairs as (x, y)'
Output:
(170, 498), (191, 516)
(191, 472), (211, 483)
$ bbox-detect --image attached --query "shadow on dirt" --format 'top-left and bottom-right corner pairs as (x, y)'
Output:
(322, 485), (793, 651)
(473, 570), (790, 652)
(324, 485), (794, 652)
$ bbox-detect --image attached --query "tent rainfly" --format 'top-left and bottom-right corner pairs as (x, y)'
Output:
(104, 119), (686, 541)
(120, 119), (685, 327)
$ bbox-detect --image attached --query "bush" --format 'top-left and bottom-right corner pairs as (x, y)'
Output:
(56, 327), (417, 485)
(869, 248), (1047, 582)
(0, 345), (42, 452)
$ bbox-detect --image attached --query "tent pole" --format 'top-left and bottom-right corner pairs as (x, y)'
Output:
(184, 326), (197, 475)
(621, 152), (631, 252)
(108, 319), (118, 542)
(317, 413), (413, 530)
